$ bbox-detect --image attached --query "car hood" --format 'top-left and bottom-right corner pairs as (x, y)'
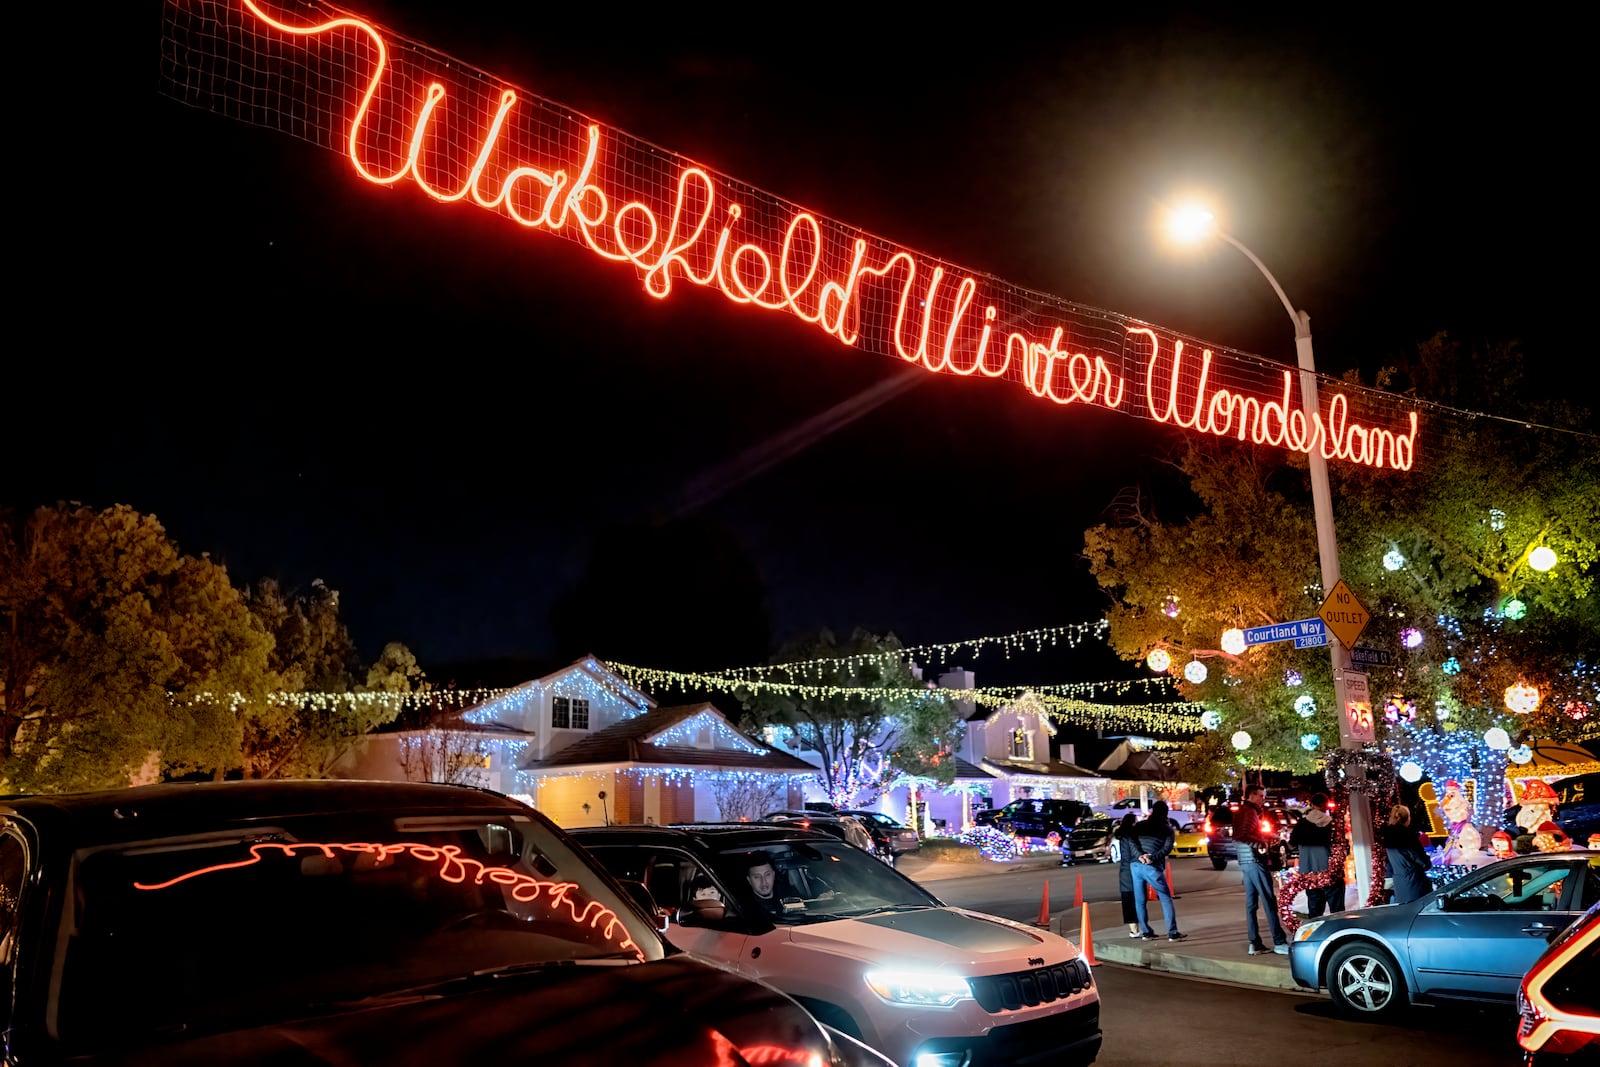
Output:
(788, 906), (1069, 969)
(86, 957), (832, 1066)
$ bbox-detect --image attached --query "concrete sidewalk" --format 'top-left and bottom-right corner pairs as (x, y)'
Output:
(898, 852), (1309, 993)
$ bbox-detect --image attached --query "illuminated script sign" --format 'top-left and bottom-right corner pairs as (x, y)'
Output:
(134, 840), (645, 960)
(159, 1), (1422, 470)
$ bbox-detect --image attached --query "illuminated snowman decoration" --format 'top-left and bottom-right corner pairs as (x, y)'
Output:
(1439, 780), (1471, 828)
(1515, 779), (1560, 836)
(1455, 823), (1482, 855)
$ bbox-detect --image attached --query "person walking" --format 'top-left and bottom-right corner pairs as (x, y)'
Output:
(1233, 785), (1288, 954)
(1130, 800), (1187, 942)
(1381, 803), (1434, 904)
(1111, 813), (1141, 937)
(1290, 793), (1342, 917)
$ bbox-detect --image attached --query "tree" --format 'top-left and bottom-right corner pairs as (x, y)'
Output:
(0, 503), (274, 792)
(711, 775), (789, 822)
(396, 726), (490, 787)
(1084, 334), (1599, 776)
(734, 628), (955, 806)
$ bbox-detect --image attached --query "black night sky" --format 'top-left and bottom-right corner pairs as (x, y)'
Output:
(11, 3), (1591, 690)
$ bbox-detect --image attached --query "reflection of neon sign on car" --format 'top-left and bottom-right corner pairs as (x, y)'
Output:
(135, 840), (643, 959)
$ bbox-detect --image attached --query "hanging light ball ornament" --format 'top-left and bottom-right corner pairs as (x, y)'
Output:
(1484, 727), (1512, 751)
(1508, 744), (1534, 765)
(1383, 548), (1406, 572)
(1442, 657), (1462, 676)
(1301, 733), (1321, 751)
(1200, 709), (1223, 730)
(1231, 730), (1252, 751)
(1146, 648), (1171, 673)
(1528, 546), (1558, 572)
(1384, 695), (1417, 724)
(1295, 694), (1317, 718)
(1184, 660), (1208, 684)
(1399, 761), (1423, 783)
(1162, 595), (1181, 619)
(1505, 681), (1542, 714)
(1435, 701), (1452, 722)
(1567, 701), (1591, 722)
(1503, 598), (1528, 620)
(1220, 628), (1247, 656)
(1401, 627), (1424, 649)
(1285, 669), (1303, 687)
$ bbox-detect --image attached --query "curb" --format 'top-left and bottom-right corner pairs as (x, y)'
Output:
(1088, 937), (1304, 991)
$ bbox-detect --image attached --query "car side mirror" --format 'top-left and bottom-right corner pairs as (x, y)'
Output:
(618, 879), (671, 932)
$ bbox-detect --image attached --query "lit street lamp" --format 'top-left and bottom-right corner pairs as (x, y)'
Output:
(1164, 203), (1377, 905)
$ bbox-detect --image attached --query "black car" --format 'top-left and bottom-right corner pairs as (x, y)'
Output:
(977, 798), (1095, 842)
(836, 810), (921, 860)
(1202, 802), (1296, 870)
(0, 781), (891, 1066)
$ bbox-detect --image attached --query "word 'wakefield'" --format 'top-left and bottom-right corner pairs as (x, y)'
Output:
(181, 2), (1422, 470)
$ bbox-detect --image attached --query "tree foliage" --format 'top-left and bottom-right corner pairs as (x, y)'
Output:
(0, 504), (274, 792)
(1085, 334), (1599, 782)
(734, 628), (954, 805)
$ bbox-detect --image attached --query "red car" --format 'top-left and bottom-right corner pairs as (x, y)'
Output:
(1517, 899), (1599, 1064)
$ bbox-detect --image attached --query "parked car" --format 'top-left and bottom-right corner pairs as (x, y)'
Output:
(976, 798), (1095, 842)
(1289, 850), (1600, 1018)
(1202, 802), (1296, 870)
(761, 810), (878, 857)
(1171, 820), (1208, 859)
(1061, 816), (1116, 865)
(570, 822), (1103, 1067)
(836, 809), (921, 860)
(0, 780), (892, 1066)
(1516, 899), (1600, 1063)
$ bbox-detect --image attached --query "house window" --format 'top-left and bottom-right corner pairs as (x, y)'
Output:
(552, 696), (590, 730)
(1010, 728), (1032, 760)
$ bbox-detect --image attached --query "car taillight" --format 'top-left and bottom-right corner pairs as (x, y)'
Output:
(1202, 818), (1213, 834)
(1261, 819), (1274, 834)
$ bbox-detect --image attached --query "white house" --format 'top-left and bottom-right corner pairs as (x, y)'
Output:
(330, 656), (813, 827)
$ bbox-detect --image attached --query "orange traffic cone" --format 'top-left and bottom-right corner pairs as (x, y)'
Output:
(1035, 879), (1051, 928)
(1079, 903), (1098, 967)
(1165, 864), (1179, 899)
(1146, 879), (1158, 901)
(1073, 873), (1083, 907)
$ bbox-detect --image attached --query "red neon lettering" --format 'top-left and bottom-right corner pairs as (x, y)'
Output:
(134, 840), (644, 960)
(236, 2), (1418, 470)
(1130, 328), (1416, 471)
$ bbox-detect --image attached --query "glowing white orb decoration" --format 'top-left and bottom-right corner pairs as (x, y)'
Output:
(1285, 670), (1303, 687)
(1220, 628), (1247, 656)
(1529, 546), (1557, 572)
(1295, 694), (1317, 718)
(1184, 660), (1209, 684)
(1508, 744), (1533, 765)
(1435, 701), (1451, 722)
(1401, 627), (1423, 649)
(1146, 648), (1171, 673)
(1399, 761), (1423, 783)
(1505, 682), (1541, 715)
(1484, 727), (1511, 751)
(1200, 709), (1223, 730)
(1231, 730), (1252, 751)
(1300, 733), (1321, 751)
(1489, 508), (1506, 531)
(1383, 548), (1406, 571)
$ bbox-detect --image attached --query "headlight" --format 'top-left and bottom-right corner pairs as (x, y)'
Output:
(863, 969), (971, 1007)
(1294, 920), (1325, 943)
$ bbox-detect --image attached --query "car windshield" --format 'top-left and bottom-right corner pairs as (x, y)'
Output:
(53, 811), (661, 1053)
(713, 838), (938, 923)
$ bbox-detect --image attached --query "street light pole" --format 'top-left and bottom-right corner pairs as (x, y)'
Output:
(1188, 222), (1377, 906)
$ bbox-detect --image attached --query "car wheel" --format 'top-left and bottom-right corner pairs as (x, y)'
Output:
(1210, 855), (1228, 870)
(1326, 941), (1408, 1019)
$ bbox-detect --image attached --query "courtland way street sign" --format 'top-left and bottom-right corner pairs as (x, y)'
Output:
(1318, 578), (1371, 649)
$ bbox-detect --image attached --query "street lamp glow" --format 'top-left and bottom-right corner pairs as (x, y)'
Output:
(1167, 204), (1217, 244)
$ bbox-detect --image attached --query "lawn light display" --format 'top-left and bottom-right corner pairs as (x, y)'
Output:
(158, 0), (1425, 469)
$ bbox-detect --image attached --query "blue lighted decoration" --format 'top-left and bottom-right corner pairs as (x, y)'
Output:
(1301, 733), (1321, 751)
(1442, 657), (1462, 675)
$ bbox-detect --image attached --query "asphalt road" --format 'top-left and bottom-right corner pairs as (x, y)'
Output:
(922, 856), (1521, 1067)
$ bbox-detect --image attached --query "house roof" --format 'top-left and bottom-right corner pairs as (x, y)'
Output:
(981, 757), (1104, 780)
(519, 702), (816, 774)
(951, 756), (995, 780)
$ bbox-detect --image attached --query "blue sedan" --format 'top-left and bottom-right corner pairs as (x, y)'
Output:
(1289, 851), (1600, 1017)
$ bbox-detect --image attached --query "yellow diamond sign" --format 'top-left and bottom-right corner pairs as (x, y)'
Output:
(1318, 579), (1371, 650)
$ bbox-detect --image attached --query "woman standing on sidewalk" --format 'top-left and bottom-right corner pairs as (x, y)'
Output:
(1112, 813), (1140, 937)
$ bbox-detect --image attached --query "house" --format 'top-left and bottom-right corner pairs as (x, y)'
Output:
(330, 655), (814, 827)
(1093, 738), (1198, 817)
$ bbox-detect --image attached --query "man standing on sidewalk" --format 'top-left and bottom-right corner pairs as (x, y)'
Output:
(1131, 800), (1187, 942)
(1233, 786), (1288, 955)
